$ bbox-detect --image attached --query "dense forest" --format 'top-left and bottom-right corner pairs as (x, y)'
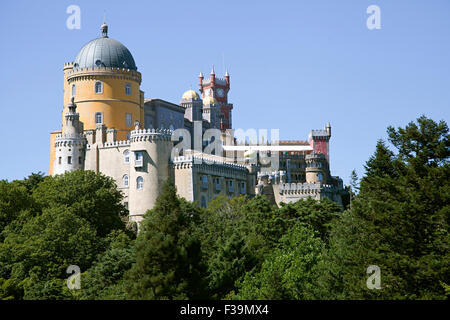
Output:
(0, 115), (448, 300)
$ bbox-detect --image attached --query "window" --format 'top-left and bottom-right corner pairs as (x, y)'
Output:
(72, 84), (76, 97)
(214, 177), (221, 192)
(240, 182), (246, 194)
(58, 157), (62, 164)
(78, 157), (82, 165)
(227, 180), (234, 193)
(125, 83), (131, 96)
(124, 150), (130, 163)
(68, 156), (72, 164)
(169, 124), (174, 131)
(134, 151), (143, 167)
(95, 112), (103, 124)
(136, 176), (144, 190)
(126, 113), (132, 127)
(123, 175), (129, 187)
(94, 81), (103, 94)
(318, 172), (323, 182)
(201, 176), (208, 189)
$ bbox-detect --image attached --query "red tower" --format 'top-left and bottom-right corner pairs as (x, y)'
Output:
(199, 66), (233, 131)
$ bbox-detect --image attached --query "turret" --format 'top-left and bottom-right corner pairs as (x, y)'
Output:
(305, 153), (329, 184)
(181, 89), (202, 122)
(53, 98), (86, 175)
(127, 123), (174, 224)
(308, 123), (332, 164)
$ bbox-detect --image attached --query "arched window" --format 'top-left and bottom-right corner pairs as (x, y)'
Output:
(137, 176), (144, 190)
(95, 112), (103, 124)
(94, 81), (103, 94)
(124, 150), (130, 163)
(71, 84), (76, 97)
(125, 83), (131, 96)
(123, 175), (129, 187)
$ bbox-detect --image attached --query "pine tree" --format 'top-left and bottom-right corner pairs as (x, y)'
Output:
(124, 181), (206, 299)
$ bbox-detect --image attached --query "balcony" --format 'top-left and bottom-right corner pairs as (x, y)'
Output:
(134, 159), (143, 168)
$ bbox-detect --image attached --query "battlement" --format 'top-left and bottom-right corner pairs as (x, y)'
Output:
(67, 66), (142, 83)
(305, 153), (326, 161)
(173, 155), (248, 171)
(103, 140), (130, 148)
(130, 128), (173, 142)
(55, 133), (85, 140)
(278, 182), (336, 195)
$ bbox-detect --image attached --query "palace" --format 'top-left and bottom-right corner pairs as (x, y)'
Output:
(49, 23), (348, 225)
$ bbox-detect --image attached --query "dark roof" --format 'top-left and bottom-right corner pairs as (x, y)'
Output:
(73, 37), (137, 71)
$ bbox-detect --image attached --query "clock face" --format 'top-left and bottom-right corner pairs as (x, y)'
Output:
(216, 88), (225, 98)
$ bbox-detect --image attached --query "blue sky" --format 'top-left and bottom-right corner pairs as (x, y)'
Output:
(0, 0), (449, 183)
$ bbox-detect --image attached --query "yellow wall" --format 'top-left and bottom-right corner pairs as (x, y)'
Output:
(63, 75), (142, 138)
(49, 64), (143, 174)
(48, 131), (60, 175)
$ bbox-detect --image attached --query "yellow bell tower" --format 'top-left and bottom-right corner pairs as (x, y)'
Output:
(50, 23), (144, 174)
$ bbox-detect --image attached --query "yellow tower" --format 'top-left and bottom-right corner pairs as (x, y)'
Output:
(50, 23), (144, 174)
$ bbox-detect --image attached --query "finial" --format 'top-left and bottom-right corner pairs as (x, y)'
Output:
(225, 69), (229, 77)
(211, 65), (215, 75)
(101, 21), (108, 38)
(199, 72), (203, 78)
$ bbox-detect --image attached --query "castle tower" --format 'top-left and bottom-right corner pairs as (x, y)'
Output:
(127, 122), (173, 224)
(199, 67), (233, 131)
(202, 96), (220, 129)
(181, 89), (202, 122)
(53, 98), (86, 175)
(305, 153), (329, 184)
(50, 23), (144, 175)
(308, 123), (332, 163)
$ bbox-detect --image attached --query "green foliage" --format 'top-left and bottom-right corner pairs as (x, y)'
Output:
(0, 116), (447, 300)
(124, 181), (207, 300)
(0, 180), (34, 234)
(318, 116), (450, 299)
(237, 224), (325, 300)
(79, 231), (135, 300)
(32, 170), (126, 237)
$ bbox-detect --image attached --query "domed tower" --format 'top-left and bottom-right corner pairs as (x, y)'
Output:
(53, 98), (86, 175)
(202, 96), (220, 129)
(65, 23), (142, 137)
(181, 89), (202, 122)
(50, 23), (143, 174)
(127, 123), (173, 224)
(305, 153), (329, 184)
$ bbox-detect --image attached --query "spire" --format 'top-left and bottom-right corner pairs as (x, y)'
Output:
(101, 21), (108, 38)
(199, 72), (203, 78)
(225, 69), (229, 77)
(210, 65), (215, 75)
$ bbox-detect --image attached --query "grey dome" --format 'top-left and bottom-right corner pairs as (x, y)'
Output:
(73, 36), (137, 71)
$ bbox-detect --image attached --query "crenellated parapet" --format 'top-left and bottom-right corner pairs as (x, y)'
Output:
(54, 133), (86, 148)
(103, 140), (130, 148)
(173, 155), (248, 176)
(67, 66), (142, 84)
(130, 128), (172, 142)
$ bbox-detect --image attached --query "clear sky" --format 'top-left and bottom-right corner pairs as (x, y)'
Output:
(0, 0), (449, 183)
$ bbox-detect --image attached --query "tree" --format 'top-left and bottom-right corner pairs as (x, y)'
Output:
(237, 224), (325, 300)
(124, 181), (206, 299)
(0, 206), (103, 299)
(80, 231), (135, 300)
(0, 180), (34, 234)
(318, 116), (449, 299)
(32, 170), (127, 237)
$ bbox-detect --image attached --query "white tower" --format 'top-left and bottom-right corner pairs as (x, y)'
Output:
(53, 98), (86, 175)
(128, 122), (173, 224)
